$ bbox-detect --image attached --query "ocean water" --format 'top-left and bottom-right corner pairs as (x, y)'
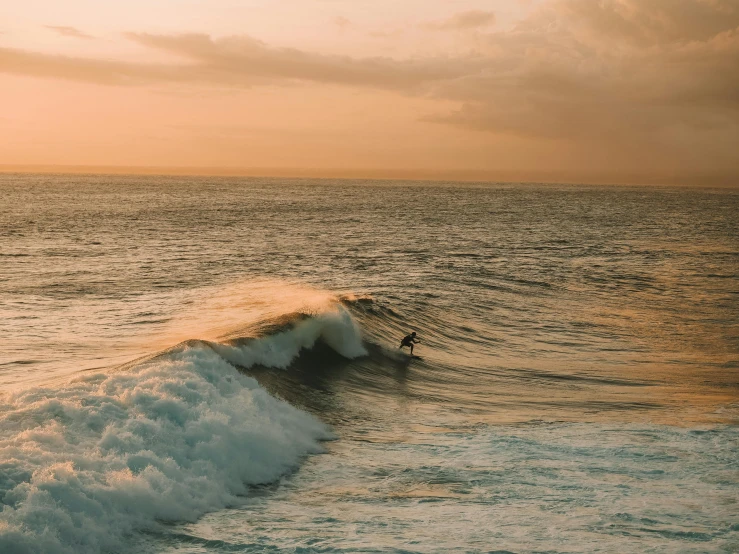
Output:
(0, 174), (737, 553)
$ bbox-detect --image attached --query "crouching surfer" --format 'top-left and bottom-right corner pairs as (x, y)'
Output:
(399, 331), (420, 356)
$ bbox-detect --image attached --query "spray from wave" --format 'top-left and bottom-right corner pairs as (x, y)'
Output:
(0, 283), (368, 554)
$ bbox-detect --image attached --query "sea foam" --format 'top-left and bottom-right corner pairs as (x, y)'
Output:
(211, 306), (368, 368)
(0, 309), (362, 554)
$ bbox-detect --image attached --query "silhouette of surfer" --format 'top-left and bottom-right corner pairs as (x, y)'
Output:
(399, 332), (420, 356)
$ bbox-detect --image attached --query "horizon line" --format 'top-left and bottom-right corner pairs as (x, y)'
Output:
(0, 164), (736, 188)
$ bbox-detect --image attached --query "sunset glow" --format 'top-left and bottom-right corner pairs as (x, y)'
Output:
(2, 0), (738, 184)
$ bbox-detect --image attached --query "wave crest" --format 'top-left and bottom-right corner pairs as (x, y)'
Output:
(0, 345), (333, 554)
(209, 305), (368, 369)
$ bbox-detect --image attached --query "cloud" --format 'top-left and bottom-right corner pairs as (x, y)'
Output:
(123, 32), (481, 89)
(0, 33), (480, 90)
(558, 0), (739, 45)
(425, 10), (496, 31)
(2, 0), (738, 173)
(427, 0), (739, 152)
(45, 25), (94, 40)
(0, 46), (166, 85)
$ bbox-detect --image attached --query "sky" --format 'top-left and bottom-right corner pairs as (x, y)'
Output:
(1, 0), (738, 185)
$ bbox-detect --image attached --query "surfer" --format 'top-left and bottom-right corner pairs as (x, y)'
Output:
(399, 332), (420, 355)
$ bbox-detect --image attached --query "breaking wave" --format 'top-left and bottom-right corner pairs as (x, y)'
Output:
(0, 296), (368, 554)
(209, 305), (367, 369)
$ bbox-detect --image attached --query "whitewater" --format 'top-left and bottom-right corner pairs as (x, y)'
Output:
(0, 174), (737, 553)
(0, 298), (373, 553)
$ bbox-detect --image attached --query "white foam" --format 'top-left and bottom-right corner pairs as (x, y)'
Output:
(210, 306), (368, 369)
(0, 346), (334, 554)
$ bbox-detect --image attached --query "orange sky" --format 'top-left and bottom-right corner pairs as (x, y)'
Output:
(1, 0), (738, 185)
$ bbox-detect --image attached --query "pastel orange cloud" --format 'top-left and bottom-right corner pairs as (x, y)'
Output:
(0, 0), (738, 185)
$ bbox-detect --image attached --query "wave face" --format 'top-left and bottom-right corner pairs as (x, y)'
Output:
(0, 324), (357, 553)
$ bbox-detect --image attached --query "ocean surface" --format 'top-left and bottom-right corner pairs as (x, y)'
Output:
(0, 174), (737, 554)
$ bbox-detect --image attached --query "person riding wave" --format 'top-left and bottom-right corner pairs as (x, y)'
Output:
(399, 332), (420, 355)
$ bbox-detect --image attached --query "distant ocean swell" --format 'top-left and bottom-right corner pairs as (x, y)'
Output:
(0, 302), (368, 554)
